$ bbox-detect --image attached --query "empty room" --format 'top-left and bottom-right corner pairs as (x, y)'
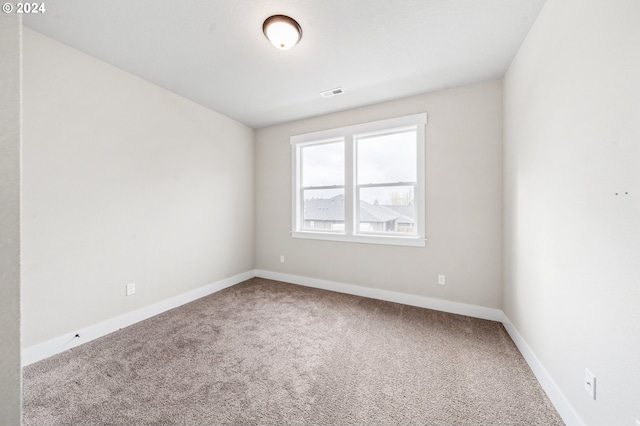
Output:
(1, 0), (638, 425)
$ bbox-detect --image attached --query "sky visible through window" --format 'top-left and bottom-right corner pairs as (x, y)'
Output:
(302, 141), (344, 187)
(301, 130), (416, 206)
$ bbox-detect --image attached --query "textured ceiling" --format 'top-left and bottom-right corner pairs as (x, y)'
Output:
(24, 0), (547, 128)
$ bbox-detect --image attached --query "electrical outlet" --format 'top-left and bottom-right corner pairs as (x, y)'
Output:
(126, 282), (136, 296)
(584, 368), (596, 400)
(438, 275), (446, 285)
(280, 255), (285, 263)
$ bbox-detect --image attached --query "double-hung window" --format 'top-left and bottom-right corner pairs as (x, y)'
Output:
(291, 113), (426, 247)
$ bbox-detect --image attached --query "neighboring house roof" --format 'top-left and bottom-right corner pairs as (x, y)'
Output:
(304, 195), (346, 221)
(304, 195), (414, 224)
(360, 203), (399, 223)
(382, 205), (413, 219)
(378, 205), (415, 224)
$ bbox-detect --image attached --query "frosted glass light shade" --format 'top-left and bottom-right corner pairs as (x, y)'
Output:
(263, 15), (302, 50)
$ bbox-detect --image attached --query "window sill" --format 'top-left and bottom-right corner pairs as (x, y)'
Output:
(291, 231), (426, 247)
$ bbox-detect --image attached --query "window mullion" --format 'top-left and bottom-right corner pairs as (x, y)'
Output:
(344, 134), (355, 236)
(291, 143), (301, 232)
(357, 181), (417, 189)
(416, 121), (426, 239)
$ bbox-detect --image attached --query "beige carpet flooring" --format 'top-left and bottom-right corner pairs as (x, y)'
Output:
(23, 278), (564, 425)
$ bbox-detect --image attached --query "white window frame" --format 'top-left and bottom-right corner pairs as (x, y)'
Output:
(296, 137), (345, 234)
(291, 113), (427, 247)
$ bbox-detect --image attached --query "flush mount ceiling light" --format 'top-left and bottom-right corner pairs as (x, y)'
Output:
(263, 15), (302, 50)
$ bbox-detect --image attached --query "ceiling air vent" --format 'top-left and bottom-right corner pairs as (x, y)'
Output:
(320, 87), (344, 98)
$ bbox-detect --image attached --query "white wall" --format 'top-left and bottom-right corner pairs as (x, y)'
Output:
(503, 0), (640, 424)
(256, 81), (503, 309)
(0, 14), (22, 426)
(22, 29), (255, 347)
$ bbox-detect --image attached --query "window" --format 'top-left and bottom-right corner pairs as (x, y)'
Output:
(291, 113), (426, 247)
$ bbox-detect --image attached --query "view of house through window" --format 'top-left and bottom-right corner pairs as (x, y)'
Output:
(356, 129), (417, 233)
(301, 140), (344, 231)
(292, 113), (426, 247)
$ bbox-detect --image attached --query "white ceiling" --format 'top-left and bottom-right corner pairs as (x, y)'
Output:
(24, 0), (547, 128)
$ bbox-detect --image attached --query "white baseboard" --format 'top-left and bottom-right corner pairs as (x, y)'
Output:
(22, 268), (581, 426)
(500, 314), (584, 426)
(254, 269), (504, 322)
(22, 270), (255, 366)
(257, 270), (582, 425)
(23, 269), (503, 367)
